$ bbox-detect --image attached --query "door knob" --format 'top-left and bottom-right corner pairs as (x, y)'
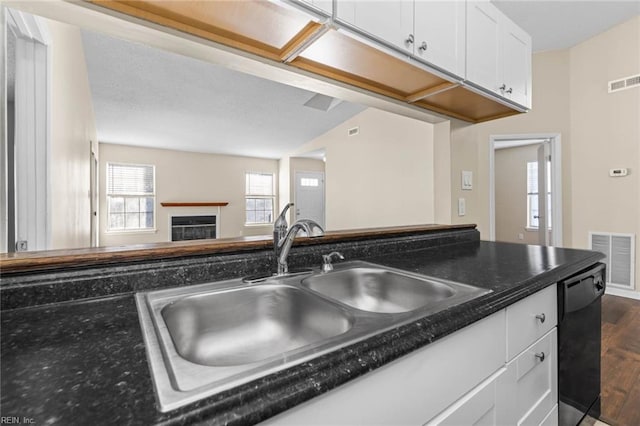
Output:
(418, 41), (428, 52)
(535, 313), (546, 323)
(405, 34), (414, 46)
(506, 87), (513, 94)
(535, 352), (545, 362)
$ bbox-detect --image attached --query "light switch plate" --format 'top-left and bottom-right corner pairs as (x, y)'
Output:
(458, 198), (466, 216)
(462, 171), (473, 190)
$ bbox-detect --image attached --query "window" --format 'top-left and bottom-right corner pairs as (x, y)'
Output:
(107, 162), (155, 231)
(300, 177), (319, 187)
(527, 161), (551, 229)
(245, 172), (274, 224)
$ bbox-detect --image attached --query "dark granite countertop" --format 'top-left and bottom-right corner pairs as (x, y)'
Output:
(1, 240), (603, 425)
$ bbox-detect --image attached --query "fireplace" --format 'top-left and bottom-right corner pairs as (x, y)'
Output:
(170, 215), (217, 241)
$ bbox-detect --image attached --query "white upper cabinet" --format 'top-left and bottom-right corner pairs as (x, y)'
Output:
(334, 0), (531, 107)
(336, 1), (415, 53)
(500, 18), (532, 107)
(467, 1), (532, 108)
(336, 1), (465, 78)
(466, 1), (500, 91)
(413, 1), (466, 77)
(299, 0), (333, 15)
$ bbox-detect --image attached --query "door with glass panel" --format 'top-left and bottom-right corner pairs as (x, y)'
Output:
(294, 171), (325, 229)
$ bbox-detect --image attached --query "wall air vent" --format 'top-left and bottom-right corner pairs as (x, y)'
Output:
(589, 232), (635, 290)
(348, 126), (359, 136)
(608, 73), (640, 93)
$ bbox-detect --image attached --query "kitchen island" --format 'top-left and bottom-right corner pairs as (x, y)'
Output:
(0, 227), (603, 425)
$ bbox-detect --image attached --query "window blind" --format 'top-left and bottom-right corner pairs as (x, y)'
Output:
(107, 163), (155, 195)
(245, 172), (274, 196)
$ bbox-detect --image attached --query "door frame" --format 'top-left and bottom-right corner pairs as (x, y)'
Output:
(2, 7), (51, 251)
(489, 133), (563, 246)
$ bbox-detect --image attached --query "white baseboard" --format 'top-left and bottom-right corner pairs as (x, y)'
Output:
(605, 286), (640, 300)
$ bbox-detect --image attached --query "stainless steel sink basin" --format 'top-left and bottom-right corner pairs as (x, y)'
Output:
(136, 261), (490, 412)
(161, 285), (352, 366)
(302, 267), (456, 313)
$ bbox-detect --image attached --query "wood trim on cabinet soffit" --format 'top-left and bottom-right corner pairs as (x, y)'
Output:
(88, 0), (523, 123)
(90, 0), (323, 61)
(415, 85), (521, 123)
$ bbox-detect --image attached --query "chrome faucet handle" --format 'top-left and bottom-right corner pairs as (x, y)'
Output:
(276, 219), (325, 276)
(322, 252), (344, 273)
(273, 203), (294, 257)
(274, 203), (294, 233)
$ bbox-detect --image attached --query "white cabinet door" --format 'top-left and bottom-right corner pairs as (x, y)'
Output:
(292, 0), (333, 15)
(466, 1), (500, 92)
(265, 310), (507, 425)
(540, 404), (559, 426)
(496, 328), (558, 426)
(466, 1), (532, 108)
(500, 17), (532, 107)
(336, 1), (414, 53)
(414, 0), (466, 77)
(427, 368), (505, 426)
(310, 0), (332, 14)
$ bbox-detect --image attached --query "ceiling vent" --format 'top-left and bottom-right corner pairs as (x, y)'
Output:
(303, 93), (343, 112)
(348, 126), (359, 136)
(608, 73), (640, 93)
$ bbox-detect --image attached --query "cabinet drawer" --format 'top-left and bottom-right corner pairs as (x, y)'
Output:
(497, 328), (558, 426)
(426, 368), (505, 426)
(506, 285), (557, 361)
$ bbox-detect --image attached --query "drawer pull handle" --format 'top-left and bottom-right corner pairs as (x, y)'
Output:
(535, 352), (546, 362)
(535, 313), (546, 323)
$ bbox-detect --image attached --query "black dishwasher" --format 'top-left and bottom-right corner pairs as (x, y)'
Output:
(558, 262), (606, 426)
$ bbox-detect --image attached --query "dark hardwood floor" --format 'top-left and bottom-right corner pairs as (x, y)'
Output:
(600, 295), (640, 426)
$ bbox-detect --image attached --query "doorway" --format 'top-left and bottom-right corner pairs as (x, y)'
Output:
(489, 134), (562, 247)
(294, 171), (325, 228)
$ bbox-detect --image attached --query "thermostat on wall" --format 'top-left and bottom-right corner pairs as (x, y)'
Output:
(609, 168), (628, 177)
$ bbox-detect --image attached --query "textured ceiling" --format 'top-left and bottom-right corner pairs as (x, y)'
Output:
(493, 0), (640, 52)
(81, 31), (365, 159)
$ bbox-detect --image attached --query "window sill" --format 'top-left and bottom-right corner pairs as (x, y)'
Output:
(244, 223), (274, 228)
(105, 228), (158, 235)
(525, 227), (553, 232)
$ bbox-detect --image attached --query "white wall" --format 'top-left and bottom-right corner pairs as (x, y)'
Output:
(569, 16), (640, 271)
(290, 108), (436, 231)
(450, 48), (572, 240)
(47, 18), (98, 249)
(433, 121), (452, 225)
(450, 16), (640, 291)
(278, 155), (291, 220)
(99, 143), (278, 246)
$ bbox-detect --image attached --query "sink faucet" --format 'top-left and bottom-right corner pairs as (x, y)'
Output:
(274, 203), (294, 260)
(322, 252), (344, 273)
(277, 219), (324, 275)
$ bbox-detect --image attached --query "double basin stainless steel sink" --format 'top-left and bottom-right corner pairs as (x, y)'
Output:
(136, 261), (490, 411)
